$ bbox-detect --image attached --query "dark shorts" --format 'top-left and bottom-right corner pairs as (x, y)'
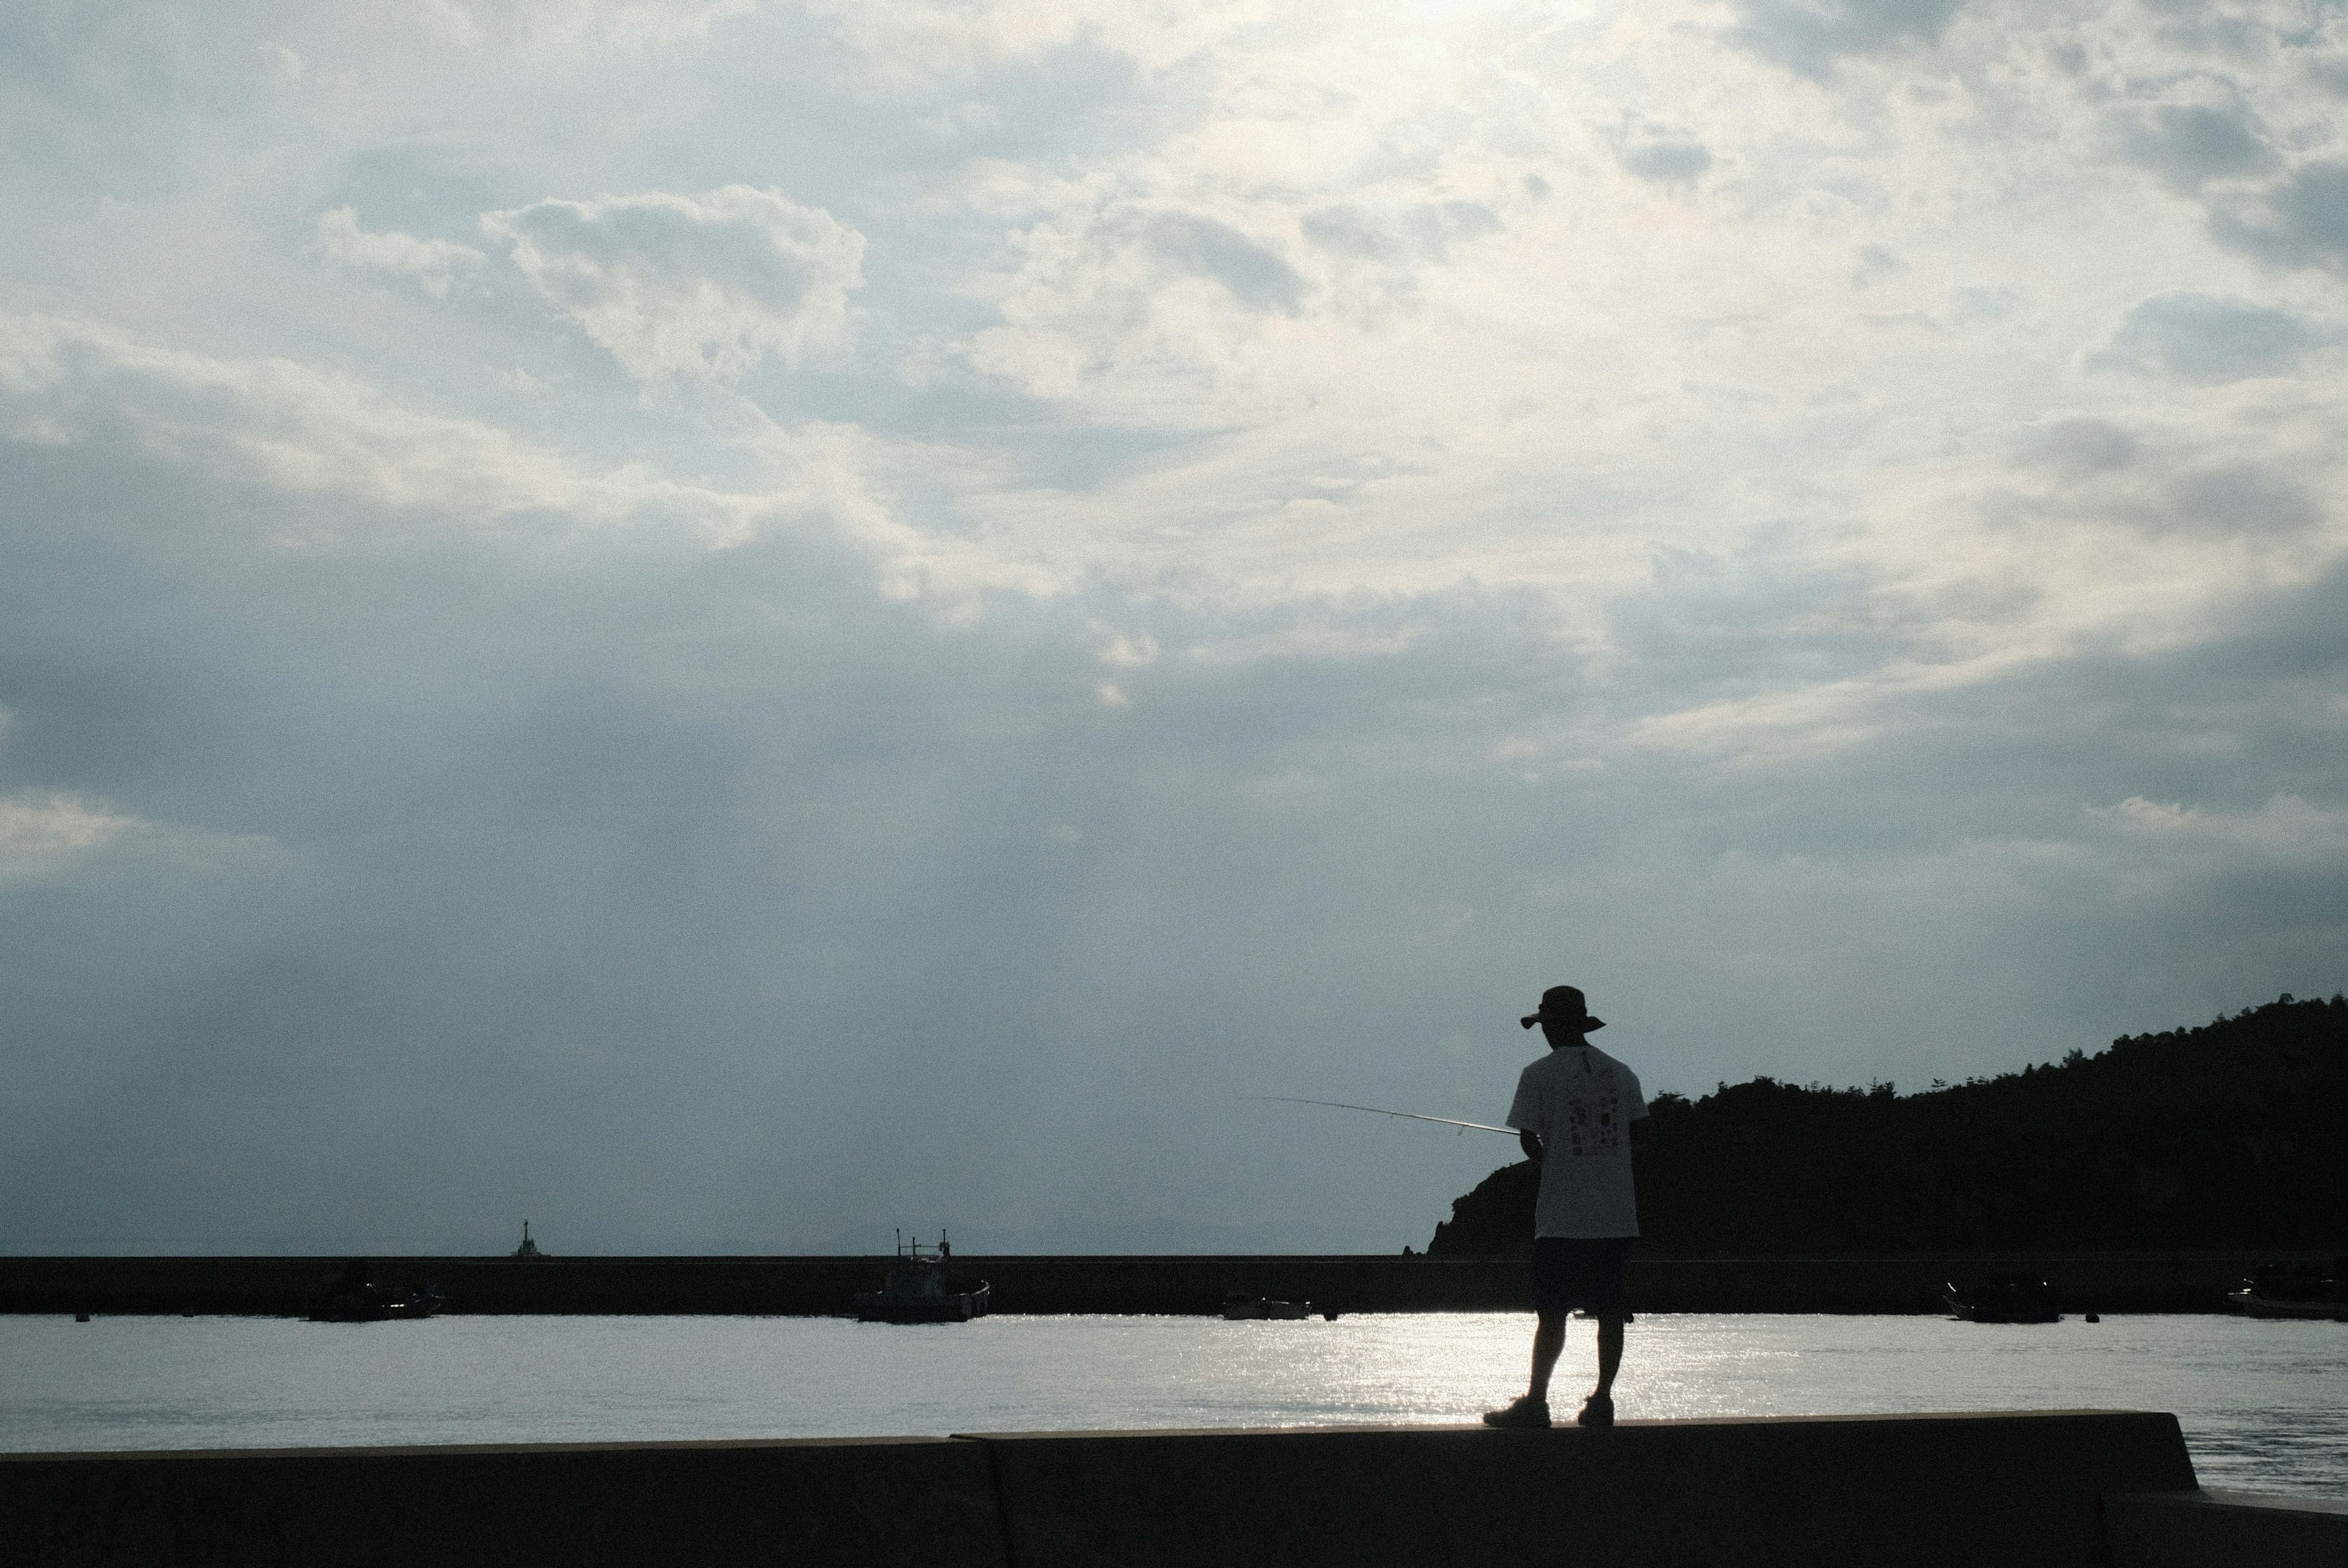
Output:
(1531, 1237), (1633, 1322)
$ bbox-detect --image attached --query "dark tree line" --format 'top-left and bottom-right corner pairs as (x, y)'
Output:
(1427, 994), (2347, 1257)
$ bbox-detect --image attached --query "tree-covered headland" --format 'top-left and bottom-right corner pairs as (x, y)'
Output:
(1427, 995), (2347, 1257)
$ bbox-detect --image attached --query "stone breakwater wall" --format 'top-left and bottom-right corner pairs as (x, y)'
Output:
(15, 1411), (2338, 1568)
(0, 1251), (2292, 1316)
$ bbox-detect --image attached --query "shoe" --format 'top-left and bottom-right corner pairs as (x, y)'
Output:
(1576, 1393), (1614, 1428)
(1482, 1396), (1551, 1429)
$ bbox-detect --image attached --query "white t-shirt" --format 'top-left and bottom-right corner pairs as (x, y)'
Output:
(1505, 1043), (1649, 1239)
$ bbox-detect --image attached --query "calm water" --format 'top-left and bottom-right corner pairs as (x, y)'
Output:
(4, 1313), (2342, 1496)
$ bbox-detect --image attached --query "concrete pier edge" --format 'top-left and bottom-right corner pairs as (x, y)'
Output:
(2104, 1487), (2348, 1567)
(11, 1410), (2339, 1567)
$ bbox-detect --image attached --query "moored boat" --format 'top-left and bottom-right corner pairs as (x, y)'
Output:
(1944, 1274), (2059, 1323)
(854, 1234), (990, 1323)
(2224, 1261), (2346, 1320)
(304, 1259), (442, 1323)
(1220, 1294), (1317, 1320)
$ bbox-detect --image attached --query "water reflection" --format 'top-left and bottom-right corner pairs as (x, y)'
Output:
(3, 1312), (2339, 1495)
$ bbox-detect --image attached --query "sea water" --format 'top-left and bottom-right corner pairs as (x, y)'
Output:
(2, 1312), (2341, 1496)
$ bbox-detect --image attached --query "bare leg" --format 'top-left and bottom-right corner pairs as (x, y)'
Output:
(1593, 1314), (1625, 1399)
(1528, 1309), (1567, 1401)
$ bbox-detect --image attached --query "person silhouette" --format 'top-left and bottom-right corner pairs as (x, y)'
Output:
(1483, 985), (1650, 1430)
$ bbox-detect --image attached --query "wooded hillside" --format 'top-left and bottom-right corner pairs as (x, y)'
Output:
(1426, 994), (2347, 1257)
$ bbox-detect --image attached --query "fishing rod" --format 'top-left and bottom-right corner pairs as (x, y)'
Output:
(1242, 1096), (1517, 1137)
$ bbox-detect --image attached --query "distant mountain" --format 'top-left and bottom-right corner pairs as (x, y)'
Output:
(1427, 994), (2348, 1257)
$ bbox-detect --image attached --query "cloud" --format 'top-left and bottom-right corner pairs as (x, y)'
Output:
(0, 789), (282, 885)
(1611, 120), (1715, 185)
(2094, 793), (2348, 859)
(426, 0), (760, 51)
(1093, 625), (1159, 668)
(2116, 101), (2275, 193)
(1850, 245), (1904, 289)
(2210, 160), (2348, 272)
(962, 198), (1320, 422)
(1726, 0), (1970, 76)
(2012, 418), (2139, 482)
(0, 313), (1053, 605)
(791, 0), (1246, 87)
(2089, 292), (2325, 383)
(308, 207), (486, 298)
(0, 313), (586, 525)
(1140, 214), (1308, 315)
(2078, 795), (2348, 951)
(482, 186), (866, 386)
(1619, 140), (1715, 183)
(1299, 202), (1502, 265)
(0, 792), (140, 883)
(1990, 433), (2331, 544)
(2162, 463), (2322, 537)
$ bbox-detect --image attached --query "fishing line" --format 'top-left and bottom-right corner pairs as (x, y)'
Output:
(1241, 1096), (1516, 1136)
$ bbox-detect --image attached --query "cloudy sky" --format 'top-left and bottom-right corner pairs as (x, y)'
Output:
(4, 0), (2344, 1254)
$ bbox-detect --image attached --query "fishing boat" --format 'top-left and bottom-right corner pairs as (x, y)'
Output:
(1944, 1274), (2059, 1323)
(2224, 1262), (2347, 1320)
(1220, 1294), (1320, 1320)
(854, 1234), (990, 1323)
(304, 1260), (442, 1323)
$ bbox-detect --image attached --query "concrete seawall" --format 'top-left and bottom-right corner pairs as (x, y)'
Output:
(3, 1435), (1003, 1568)
(2106, 1488), (2348, 1566)
(7, 1411), (2276, 1568)
(0, 1251), (2288, 1316)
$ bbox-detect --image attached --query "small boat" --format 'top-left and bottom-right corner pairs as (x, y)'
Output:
(854, 1234), (990, 1324)
(304, 1260), (442, 1323)
(1220, 1294), (1316, 1320)
(1944, 1275), (2059, 1323)
(2227, 1290), (2347, 1320)
(2225, 1262), (2346, 1320)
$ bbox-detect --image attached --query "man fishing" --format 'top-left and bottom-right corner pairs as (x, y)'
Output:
(1483, 985), (1650, 1430)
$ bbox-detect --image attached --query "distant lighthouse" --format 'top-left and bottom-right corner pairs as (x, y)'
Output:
(512, 1220), (545, 1260)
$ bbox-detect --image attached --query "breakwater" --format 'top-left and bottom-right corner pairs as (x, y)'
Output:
(0, 1251), (2287, 1316)
(4, 1411), (2244, 1567)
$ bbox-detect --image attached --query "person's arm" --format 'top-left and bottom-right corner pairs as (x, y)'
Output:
(1506, 1063), (1541, 1163)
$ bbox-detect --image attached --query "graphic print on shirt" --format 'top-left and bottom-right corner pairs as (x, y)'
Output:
(1563, 1084), (1619, 1157)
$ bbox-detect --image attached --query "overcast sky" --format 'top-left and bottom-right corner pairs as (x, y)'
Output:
(4, 0), (2343, 1255)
